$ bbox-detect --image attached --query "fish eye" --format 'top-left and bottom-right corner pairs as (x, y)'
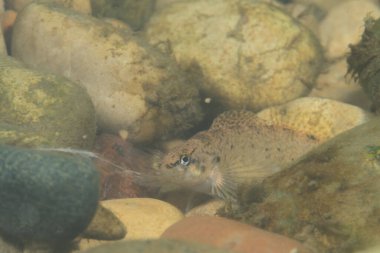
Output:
(180, 155), (190, 166)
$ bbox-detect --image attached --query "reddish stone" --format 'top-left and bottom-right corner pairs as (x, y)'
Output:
(161, 216), (311, 253)
(93, 133), (157, 199)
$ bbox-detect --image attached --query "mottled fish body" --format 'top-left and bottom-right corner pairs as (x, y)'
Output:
(155, 110), (319, 201)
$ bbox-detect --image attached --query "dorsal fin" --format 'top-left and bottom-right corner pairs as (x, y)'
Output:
(210, 110), (259, 130)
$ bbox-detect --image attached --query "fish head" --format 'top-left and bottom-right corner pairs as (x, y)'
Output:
(158, 132), (219, 191)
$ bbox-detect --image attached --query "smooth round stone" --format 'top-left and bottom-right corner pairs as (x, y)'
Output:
(12, 2), (203, 143)
(161, 216), (310, 253)
(0, 144), (99, 245)
(256, 97), (372, 142)
(146, 0), (322, 112)
(80, 239), (233, 253)
(78, 198), (184, 251)
(0, 55), (96, 148)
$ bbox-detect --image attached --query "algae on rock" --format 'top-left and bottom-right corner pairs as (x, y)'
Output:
(348, 17), (380, 112)
(0, 56), (96, 148)
(227, 117), (380, 253)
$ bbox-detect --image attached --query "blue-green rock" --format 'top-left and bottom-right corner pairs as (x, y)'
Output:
(0, 144), (99, 245)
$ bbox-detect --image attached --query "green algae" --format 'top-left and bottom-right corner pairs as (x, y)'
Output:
(0, 56), (96, 148)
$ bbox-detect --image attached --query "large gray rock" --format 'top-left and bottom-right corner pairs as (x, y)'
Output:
(0, 144), (99, 248)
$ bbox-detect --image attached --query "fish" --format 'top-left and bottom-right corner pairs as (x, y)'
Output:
(151, 110), (320, 201)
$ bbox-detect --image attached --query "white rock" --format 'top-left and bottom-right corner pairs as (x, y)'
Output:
(319, 0), (380, 59)
(11, 2), (202, 142)
(146, 0), (323, 111)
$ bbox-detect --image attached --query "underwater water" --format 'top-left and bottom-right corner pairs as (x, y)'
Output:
(0, 0), (380, 252)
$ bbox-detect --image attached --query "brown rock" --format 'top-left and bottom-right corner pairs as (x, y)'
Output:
(161, 216), (311, 253)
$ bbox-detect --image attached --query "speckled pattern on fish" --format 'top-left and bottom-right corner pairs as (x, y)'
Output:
(154, 110), (320, 201)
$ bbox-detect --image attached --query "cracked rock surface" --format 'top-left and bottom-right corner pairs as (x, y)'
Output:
(145, 0), (323, 113)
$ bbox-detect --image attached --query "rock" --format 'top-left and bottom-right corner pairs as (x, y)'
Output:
(91, 0), (155, 31)
(309, 59), (371, 110)
(12, 2), (203, 143)
(0, 56), (96, 148)
(146, 0), (323, 113)
(6, 0), (92, 14)
(319, 0), (380, 60)
(78, 198), (184, 251)
(256, 97), (372, 142)
(161, 216), (311, 253)
(0, 144), (99, 248)
(0, 20), (6, 55)
(79, 239), (233, 253)
(185, 199), (225, 217)
(0, 236), (21, 253)
(82, 204), (126, 240)
(228, 117), (380, 252)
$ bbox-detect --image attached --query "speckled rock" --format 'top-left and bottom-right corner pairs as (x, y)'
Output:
(80, 239), (233, 253)
(146, 0), (323, 113)
(12, 2), (203, 143)
(229, 117), (380, 252)
(185, 199), (224, 217)
(162, 216), (311, 253)
(91, 0), (155, 31)
(0, 55), (96, 148)
(256, 97), (372, 142)
(319, 0), (380, 59)
(0, 144), (99, 248)
(78, 198), (184, 251)
(82, 204), (126, 240)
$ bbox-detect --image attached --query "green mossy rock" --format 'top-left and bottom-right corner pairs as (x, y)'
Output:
(0, 56), (96, 148)
(0, 144), (99, 246)
(228, 117), (380, 253)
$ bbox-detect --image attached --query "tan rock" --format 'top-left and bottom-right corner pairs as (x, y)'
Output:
(256, 97), (372, 142)
(0, 236), (21, 253)
(161, 216), (311, 253)
(0, 21), (6, 55)
(309, 59), (371, 110)
(12, 2), (203, 143)
(7, 0), (91, 14)
(78, 198), (184, 251)
(146, 0), (322, 112)
(319, 0), (380, 59)
(185, 199), (225, 217)
(82, 204), (126, 240)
